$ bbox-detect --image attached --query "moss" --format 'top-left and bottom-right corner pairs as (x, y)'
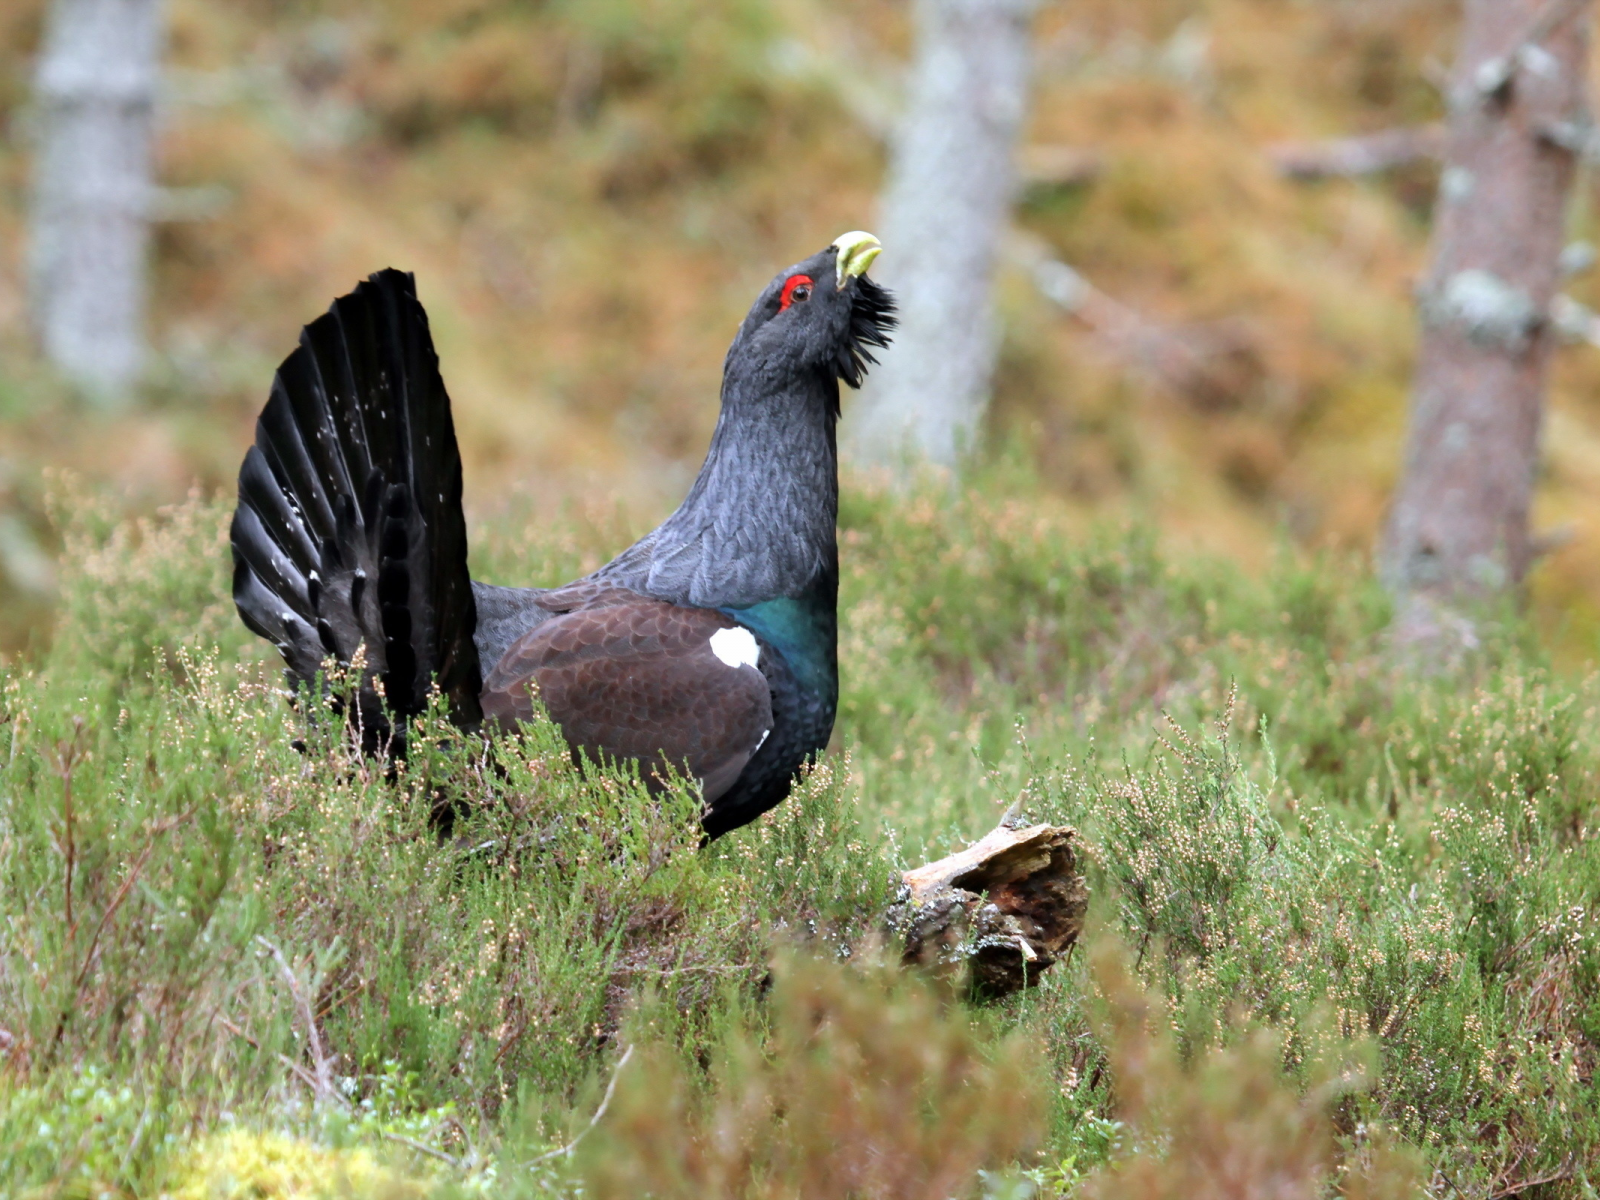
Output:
(170, 1130), (424, 1200)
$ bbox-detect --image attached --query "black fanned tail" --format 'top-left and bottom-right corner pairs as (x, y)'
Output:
(230, 269), (482, 752)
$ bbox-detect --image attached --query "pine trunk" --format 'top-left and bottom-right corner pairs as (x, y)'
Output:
(28, 0), (164, 402)
(1382, 0), (1591, 653)
(845, 0), (1039, 472)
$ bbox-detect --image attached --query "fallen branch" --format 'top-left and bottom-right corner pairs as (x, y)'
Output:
(892, 820), (1088, 999)
(1488, 1155), (1575, 1200)
(1008, 231), (1256, 410)
(1018, 144), (1105, 188)
(1266, 124), (1445, 179)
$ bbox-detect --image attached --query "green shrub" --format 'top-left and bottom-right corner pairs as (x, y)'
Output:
(576, 951), (1045, 1200)
(2, 478), (1597, 1196)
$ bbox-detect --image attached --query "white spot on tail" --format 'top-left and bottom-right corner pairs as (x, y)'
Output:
(709, 625), (760, 669)
(754, 728), (770, 753)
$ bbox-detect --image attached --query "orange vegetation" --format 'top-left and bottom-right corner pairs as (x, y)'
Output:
(4, 0), (1600, 654)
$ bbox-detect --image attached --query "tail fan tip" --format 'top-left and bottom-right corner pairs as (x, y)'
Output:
(230, 269), (483, 752)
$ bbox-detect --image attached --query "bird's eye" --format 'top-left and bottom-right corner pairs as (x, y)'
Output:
(779, 274), (814, 312)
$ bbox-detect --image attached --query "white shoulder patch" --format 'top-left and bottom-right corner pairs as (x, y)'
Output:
(709, 625), (761, 669)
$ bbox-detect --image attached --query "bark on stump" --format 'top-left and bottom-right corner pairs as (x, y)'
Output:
(892, 821), (1087, 999)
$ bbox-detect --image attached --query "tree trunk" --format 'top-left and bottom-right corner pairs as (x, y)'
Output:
(844, 0), (1040, 473)
(28, 0), (164, 403)
(1381, 0), (1591, 654)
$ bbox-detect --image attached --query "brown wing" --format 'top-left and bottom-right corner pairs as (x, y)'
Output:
(480, 599), (773, 805)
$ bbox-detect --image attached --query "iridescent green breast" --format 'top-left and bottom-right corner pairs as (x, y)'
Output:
(721, 580), (837, 707)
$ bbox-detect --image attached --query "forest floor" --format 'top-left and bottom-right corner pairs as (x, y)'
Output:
(2, 470), (1596, 1197)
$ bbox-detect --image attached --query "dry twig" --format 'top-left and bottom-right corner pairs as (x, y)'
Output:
(256, 936), (338, 1106)
(524, 1044), (636, 1167)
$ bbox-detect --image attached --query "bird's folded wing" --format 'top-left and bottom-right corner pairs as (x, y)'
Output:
(480, 599), (773, 806)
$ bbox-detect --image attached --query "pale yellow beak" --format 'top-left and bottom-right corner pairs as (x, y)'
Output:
(833, 231), (882, 289)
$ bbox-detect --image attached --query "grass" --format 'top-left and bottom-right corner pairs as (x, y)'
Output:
(0, 472), (1596, 1196)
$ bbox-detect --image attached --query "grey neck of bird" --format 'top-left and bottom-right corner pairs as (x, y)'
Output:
(596, 364), (840, 610)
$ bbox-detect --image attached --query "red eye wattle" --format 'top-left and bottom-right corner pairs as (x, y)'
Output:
(779, 274), (814, 311)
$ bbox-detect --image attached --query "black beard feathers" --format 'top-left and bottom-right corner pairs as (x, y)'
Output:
(835, 275), (897, 394)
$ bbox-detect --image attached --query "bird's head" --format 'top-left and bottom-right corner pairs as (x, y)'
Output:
(729, 231), (897, 397)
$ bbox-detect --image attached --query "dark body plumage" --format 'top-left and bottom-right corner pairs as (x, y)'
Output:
(231, 238), (894, 838)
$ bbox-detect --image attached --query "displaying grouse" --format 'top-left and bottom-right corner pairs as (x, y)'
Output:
(230, 232), (894, 838)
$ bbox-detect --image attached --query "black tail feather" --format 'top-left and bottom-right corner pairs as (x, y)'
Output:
(231, 269), (482, 751)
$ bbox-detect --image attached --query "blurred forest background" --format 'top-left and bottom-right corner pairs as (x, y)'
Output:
(5, 0), (1599, 659)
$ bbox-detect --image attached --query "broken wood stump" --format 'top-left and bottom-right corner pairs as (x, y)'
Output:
(890, 821), (1088, 1000)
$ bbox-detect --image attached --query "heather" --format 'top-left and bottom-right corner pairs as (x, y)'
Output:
(0, 476), (1594, 1196)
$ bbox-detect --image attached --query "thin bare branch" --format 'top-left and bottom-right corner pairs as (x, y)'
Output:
(1017, 144), (1104, 188)
(1267, 124), (1445, 179)
(256, 936), (336, 1107)
(1457, 0), (1589, 106)
(523, 1044), (635, 1167)
(218, 1014), (339, 1101)
(383, 1131), (462, 1168)
(1488, 1157), (1574, 1199)
(1007, 231), (1252, 410)
(47, 808), (191, 1061)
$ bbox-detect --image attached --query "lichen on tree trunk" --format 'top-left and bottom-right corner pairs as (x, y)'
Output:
(1382, 0), (1592, 657)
